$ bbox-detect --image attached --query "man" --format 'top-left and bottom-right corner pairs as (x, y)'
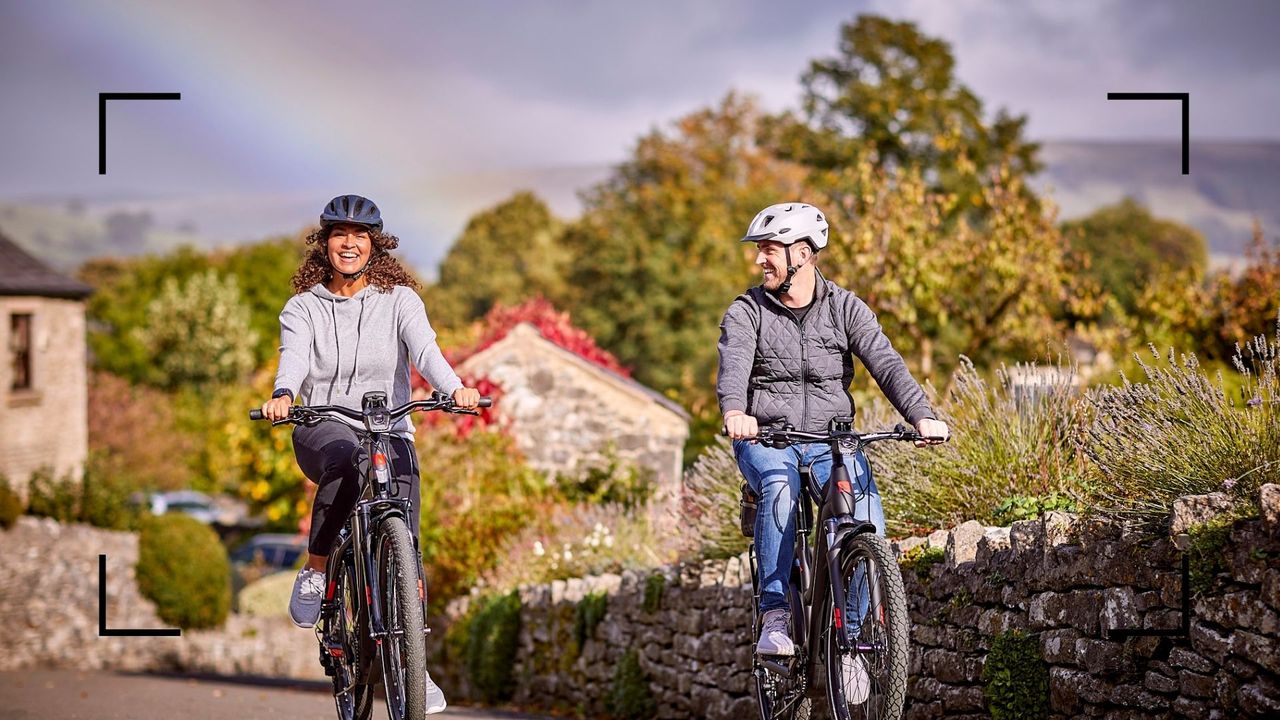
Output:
(717, 202), (950, 657)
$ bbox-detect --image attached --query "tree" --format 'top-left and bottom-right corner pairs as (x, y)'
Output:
(429, 192), (567, 326)
(131, 269), (258, 389)
(1061, 197), (1208, 319)
(817, 160), (1070, 381)
(560, 93), (806, 409)
(766, 14), (1040, 206)
(1210, 221), (1280, 359)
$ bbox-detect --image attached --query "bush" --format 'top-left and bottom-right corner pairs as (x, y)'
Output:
(680, 436), (749, 559)
(898, 545), (945, 581)
(26, 466), (79, 523)
(872, 358), (1093, 535)
(605, 650), (657, 720)
(643, 573), (665, 614)
(417, 426), (553, 610)
(0, 475), (21, 530)
(982, 629), (1050, 720)
(23, 457), (142, 531)
(574, 591), (609, 651)
(1086, 324), (1280, 525)
(136, 514), (231, 629)
(558, 446), (655, 511)
(991, 493), (1079, 526)
(464, 591), (522, 704)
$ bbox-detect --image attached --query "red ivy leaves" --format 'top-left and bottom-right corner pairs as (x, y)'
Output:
(456, 297), (631, 378)
(410, 297), (627, 439)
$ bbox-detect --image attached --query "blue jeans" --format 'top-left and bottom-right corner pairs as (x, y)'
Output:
(735, 440), (884, 614)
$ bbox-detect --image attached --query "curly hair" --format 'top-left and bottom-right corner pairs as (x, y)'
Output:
(291, 226), (420, 294)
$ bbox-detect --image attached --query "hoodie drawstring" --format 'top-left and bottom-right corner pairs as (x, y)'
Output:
(346, 294), (366, 394)
(329, 300), (340, 403)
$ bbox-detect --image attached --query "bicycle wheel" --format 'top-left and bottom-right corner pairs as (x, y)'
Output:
(822, 533), (909, 720)
(329, 555), (375, 720)
(376, 516), (427, 720)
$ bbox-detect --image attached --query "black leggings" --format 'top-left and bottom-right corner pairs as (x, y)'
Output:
(292, 421), (422, 556)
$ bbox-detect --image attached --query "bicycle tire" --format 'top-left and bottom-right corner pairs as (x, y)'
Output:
(822, 533), (909, 720)
(330, 555), (375, 720)
(376, 516), (427, 720)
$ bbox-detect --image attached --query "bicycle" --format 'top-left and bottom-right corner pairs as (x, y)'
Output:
(739, 417), (928, 720)
(250, 390), (490, 720)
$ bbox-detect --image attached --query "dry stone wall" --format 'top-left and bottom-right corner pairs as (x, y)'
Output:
(440, 486), (1280, 719)
(0, 517), (323, 680)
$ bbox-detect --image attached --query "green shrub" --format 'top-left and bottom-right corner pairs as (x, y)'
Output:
(22, 457), (142, 531)
(26, 466), (79, 522)
(982, 629), (1049, 720)
(869, 358), (1093, 535)
(1186, 516), (1237, 595)
(464, 591), (522, 703)
(642, 573), (665, 613)
(605, 650), (657, 720)
(135, 514), (231, 629)
(574, 591), (609, 651)
(0, 475), (21, 530)
(991, 493), (1079, 526)
(1086, 328), (1280, 525)
(558, 446), (655, 511)
(899, 545), (945, 581)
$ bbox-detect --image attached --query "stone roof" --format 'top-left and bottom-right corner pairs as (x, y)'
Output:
(459, 322), (691, 421)
(0, 232), (92, 299)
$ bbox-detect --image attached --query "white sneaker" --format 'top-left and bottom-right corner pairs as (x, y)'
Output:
(840, 653), (871, 705)
(288, 567), (325, 628)
(756, 609), (795, 656)
(425, 669), (447, 715)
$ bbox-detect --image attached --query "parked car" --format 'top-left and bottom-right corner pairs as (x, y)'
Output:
(230, 533), (309, 598)
(147, 490), (220, 524)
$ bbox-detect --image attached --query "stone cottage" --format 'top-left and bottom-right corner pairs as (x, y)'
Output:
(0, 233), (92, 495)
(449, 321), (690, 511)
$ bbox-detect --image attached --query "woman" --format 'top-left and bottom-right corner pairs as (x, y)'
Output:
(261, 194), (476, 715)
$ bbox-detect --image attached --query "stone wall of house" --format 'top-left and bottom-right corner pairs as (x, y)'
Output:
(438, 486), (1280, 719)
(0, 517), (323, 681)
(0, 297), (88, 495)
(456, 324), (690, 509)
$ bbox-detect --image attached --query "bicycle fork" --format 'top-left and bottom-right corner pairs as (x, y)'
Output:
(823, 518), (884, 655)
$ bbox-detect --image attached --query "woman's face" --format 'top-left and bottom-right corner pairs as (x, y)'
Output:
(326, 223), (373, 276)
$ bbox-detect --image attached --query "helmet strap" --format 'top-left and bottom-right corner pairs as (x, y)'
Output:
(778, 245), (800, 294)
(332, 249), (380, 282)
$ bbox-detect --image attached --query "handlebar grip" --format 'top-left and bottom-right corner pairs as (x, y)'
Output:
(249, 409), (264, 421)
(478, 397), (493, 408)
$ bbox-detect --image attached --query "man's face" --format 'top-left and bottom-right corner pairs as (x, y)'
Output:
(327, 223), (373, 276)
(755, 240), (797, 291)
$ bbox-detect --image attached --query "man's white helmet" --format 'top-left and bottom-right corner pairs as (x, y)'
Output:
(741, 202), (829, 250)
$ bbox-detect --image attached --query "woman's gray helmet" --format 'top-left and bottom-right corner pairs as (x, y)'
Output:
(321, 194), (383, 234)
(741, 202), (829, 250)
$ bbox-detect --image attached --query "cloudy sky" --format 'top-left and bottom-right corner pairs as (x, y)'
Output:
(1, 0), (1277, 267)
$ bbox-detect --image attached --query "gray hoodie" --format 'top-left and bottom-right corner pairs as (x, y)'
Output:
(273, 283), (463, 438)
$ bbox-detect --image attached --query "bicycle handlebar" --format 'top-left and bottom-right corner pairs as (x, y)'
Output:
(723, 422), (947, 449)
(249, 395), (492, 425)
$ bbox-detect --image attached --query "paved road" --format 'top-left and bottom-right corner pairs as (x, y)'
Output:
(0, 671), (553, 720)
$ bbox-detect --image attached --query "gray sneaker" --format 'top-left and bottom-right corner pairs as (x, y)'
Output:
(425, 669), (447, 714)
(756, 608), (795, 656)
(288, 568), (325, 628)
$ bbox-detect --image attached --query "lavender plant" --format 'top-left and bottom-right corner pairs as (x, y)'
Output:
(869, 356), (1093, 535)
(1085, 313), (1280, 524)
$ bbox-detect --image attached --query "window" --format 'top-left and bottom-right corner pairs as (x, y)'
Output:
(10, 314), (32, 391)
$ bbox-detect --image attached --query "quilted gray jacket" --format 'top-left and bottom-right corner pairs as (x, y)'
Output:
(716, 269), (935, 433)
